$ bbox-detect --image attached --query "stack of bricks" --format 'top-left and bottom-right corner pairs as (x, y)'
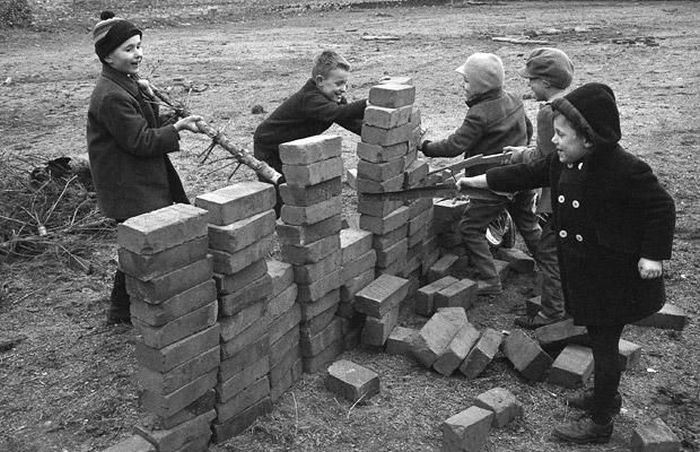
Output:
(118, 203), (218, 451)
(277, 135), (345, 373)
(356, 80), (421, 279)
(193, 182), (277, 443)
(432, 198), (469, 257)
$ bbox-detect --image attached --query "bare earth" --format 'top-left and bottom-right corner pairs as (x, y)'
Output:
(0, 1), (698, 451)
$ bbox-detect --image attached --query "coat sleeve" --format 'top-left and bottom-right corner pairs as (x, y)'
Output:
(421, 111), (484, 158)
(486, 153), (553, 192)
(303, 93), (367, 134)
(99, 92), (180, 158)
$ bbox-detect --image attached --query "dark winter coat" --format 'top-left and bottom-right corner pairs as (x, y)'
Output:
(253, 78), (366, 173)
(421, 89), (531, 176)
(487, 144), (675, 326)
(87, 64), (188, 221)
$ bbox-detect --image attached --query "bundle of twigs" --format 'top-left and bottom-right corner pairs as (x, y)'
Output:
(0, 150), (114, 271)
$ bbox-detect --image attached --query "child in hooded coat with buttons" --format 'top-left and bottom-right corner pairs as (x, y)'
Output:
(87, 11), (203, 324)
(456, 82), (675, 444)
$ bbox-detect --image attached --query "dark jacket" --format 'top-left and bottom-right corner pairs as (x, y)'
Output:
(87, 64), (188, 221)
(253, 78), (366, 172)
(487, 145), (675, 326)
(421, 89), (531, 176)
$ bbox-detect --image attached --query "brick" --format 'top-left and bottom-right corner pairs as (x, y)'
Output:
(126, 256), (213, 305)
(473, 387), (523, 428)
(408, 207), (432, 235)
(212, 398), (272, 443)
(403, 158), (429, 188)
(195, 182), (275, 225)
(534, 318), (589, 350)
(216, 376), (270, 422)
(326, 359), (380, 403)
(442, 406), (493, 452)
(427, 254), (459, 283)
(501, 329), (553, 381)
(548, 344), (594, 388)
(217, 356), (269, 403)
(341, 269), (375, 302)
(276, 214), (343, 246)
(220, 300), (266, 341)
(266, 284), (298, 321)
(354, 274), (409, 318)
(301, 305), (338, 338)
(379, 76), (413, 86)
(141, 369), (217, 419)
(219, 334), (269, 381)
(362, 303), (400, 347)
(173, 435), (209, 452)
(359, 206), (409, 236)
(372, 224), (408, 249)
(303, 339), (343, 373)
(433, 322), (480, 376)
(630, 417), (680, 452)
(300, 289), (340, 320)
(412, 307), (469, 367)
(103, 435), (155, 452)
(220, 316), (269, 360)
(214, 259), (267, 295)
(300, 317), (342, 357)
(459, 328), (502, 378)
(119, 236), (208, 281)
(434, 278), (477, 311)
(363, 104), (413, 129)
(279, 177), (342, 207)
(369, 83), (416, 108)
(494, 247), (536, 274)
(294, 250), (341, 285)
(634, 303), (688, 331)
(136, 345), (219, 394)
(421, 248), (441, 279)
(140, 390), (215, 431)
(281, 196), (342, 226)
(493, 259), (510, 282)
(270, 344), (301, 388)
(526, 295), (543, 317)
(207, 210), (276, 254)
(340, 228), (373, 264)
(386, 326), (418, 356)
(376, 238), (408, 269)
(357, 141), (408, 163)
(407, 226), (428, 248)
(266, 259), (294, 297)
(375, 260), (404, 277)
(433, 198), (469, 223)
(619, 338), (642, 370)
(130, 280), (216, 327)
(342, 249), (376, 283)
(281, 234), (340, 265)
(218, 273), (272, 317)
(137, 410), (215, 452)
(345, 167), (357, 190)
(279, 135), (342, 165)
(270, 325), (300, 367)
(409, 106), (421, 126)
(356, 173), (405, 194)
(283, 157), (343, 187)
(134, 301), (218, 349)
(210, 234), (273, 275)
(361, 122), (413, 146)
(271, 358), (303, 402)
(136, 325), (219, 373)
(118, 204), (209, 255)
(357, 157), (406, 182)
(268, 304), (302, 345)
(297, 270), (341, 302)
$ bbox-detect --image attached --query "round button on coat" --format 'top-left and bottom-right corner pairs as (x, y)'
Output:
(559, 230), (568, 238)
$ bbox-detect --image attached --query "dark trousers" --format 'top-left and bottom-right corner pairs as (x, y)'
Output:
(537, 218), (565, 319)
(588, 324), (625, 423)
(109, 268), (131, 317)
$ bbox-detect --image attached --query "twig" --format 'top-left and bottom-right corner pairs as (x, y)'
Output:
(291, 391), (299, 437)
(43, 175), (77, 225)
(347, 393), (367, 420)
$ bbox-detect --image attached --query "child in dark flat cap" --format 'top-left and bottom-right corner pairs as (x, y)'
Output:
(457, 82), (675, 444)
(87, 11), (202, 324)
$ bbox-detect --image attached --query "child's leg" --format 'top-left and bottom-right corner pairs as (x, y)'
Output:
(587, 324), (625, 423)
(537, 218), (565, 319)
(506, 189), (542, 254)
(458, 194), (509, 286)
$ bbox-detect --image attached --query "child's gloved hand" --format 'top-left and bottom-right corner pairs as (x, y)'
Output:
(638, 258), (663, 279)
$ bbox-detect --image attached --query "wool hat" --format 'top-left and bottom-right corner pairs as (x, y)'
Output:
(93, 11), (142, 61)
(518, 48), (574, 89)
(455, 53), (504, 94)
(551, 82), (621, 146)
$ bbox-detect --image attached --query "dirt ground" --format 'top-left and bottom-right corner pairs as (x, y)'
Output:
(1, 1), (699, 451)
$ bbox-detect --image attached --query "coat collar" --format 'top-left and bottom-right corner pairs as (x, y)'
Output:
(101, 63), (140, 99)
(466, 88), (503, 107)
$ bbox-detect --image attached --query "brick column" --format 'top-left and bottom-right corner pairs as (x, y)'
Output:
(118, 203), (218, 452)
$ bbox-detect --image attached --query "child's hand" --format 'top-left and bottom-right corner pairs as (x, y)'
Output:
(503, 146), (527, 164)
(638, 258), (663, 279)
(174, 115), (203, 133)
(136, 79), (155, 98)
(456, 175), (489, 191)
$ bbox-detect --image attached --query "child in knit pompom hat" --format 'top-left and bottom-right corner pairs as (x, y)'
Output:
(456, 82), (675, 444)
(419, 52), (540, 295)
(87, 11), (203, 325)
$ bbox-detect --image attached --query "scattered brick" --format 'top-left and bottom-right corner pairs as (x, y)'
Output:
(634, 303), (688, 331)
(369, 83), (416, 108)
(119, 236), (208, 281)
(534, 318), (589, 350)
(194, 182), (275, 225)
(326, 359), (380, 403)
(442, 406), (493, 452)
(362, 303), (400, 347)
(619, 338), (642, 370)
(279, 177), (342, 207)
(386, 326), (418, 356)
(355, 274), (410, 318)
(434, 278), (477, 311)
(427, 254), (459, 283)
(276, 214), (342, 246)
(103, 435), (156, 452)
(412, 307), (469, 367)
(281, 196), (343, 226)
(207, 210), (276, 254)
(501, 329), (553, 381)
(433, 322), (480, 376)
(473, 387), (523, 428)
(548, 344), (594, 388)
(629, 417), (681, 452)
(279, 135), (342, 165)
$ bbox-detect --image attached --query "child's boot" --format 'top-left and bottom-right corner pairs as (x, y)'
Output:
(567, 389), (622, 414)
(553, 417), (613, 444)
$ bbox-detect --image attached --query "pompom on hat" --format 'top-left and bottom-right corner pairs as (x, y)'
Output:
(93, 11), (142, 62)
(551, 82), (621, 146)
(455, 53), (505, 95)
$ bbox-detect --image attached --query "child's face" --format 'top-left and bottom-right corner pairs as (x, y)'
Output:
(104, 35), (143, 76)
(527, 77), (549, 101)
(315, 68), (349, 103)
(461, 75), (473, 99)
(551, 115), (592, 164)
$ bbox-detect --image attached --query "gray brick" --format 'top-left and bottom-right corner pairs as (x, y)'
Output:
(501, 329), (553, 381)
(283, 157), (343, 187)
(279, 177), (342, 207)
(279, 135), (342, 165)
(276, 214), (343, 246)
(210, 235), (273, 275)
(442, 406), (493, 452)
(433, 322), (480, 376)
(195, 182), (275, 225)
(363, 104), (413, 129)
(412, 307), (469, 368)
(119, 236), (208, 281)
(473, 387), (523, 428)
(208, 210), (276, 254)
(548, 344), (594, 388)
(460, 328), (502, 379)
(368, 83), (416, 108)
(326, 359), (380, 403)
(356, 141), (408, 164)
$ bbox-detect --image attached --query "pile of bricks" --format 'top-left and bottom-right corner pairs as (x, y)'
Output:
(118, 203), (218, 451)
(433, 198), (470, 257)
(278, 135), (346, 373)
(194, 182), (277, 442)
